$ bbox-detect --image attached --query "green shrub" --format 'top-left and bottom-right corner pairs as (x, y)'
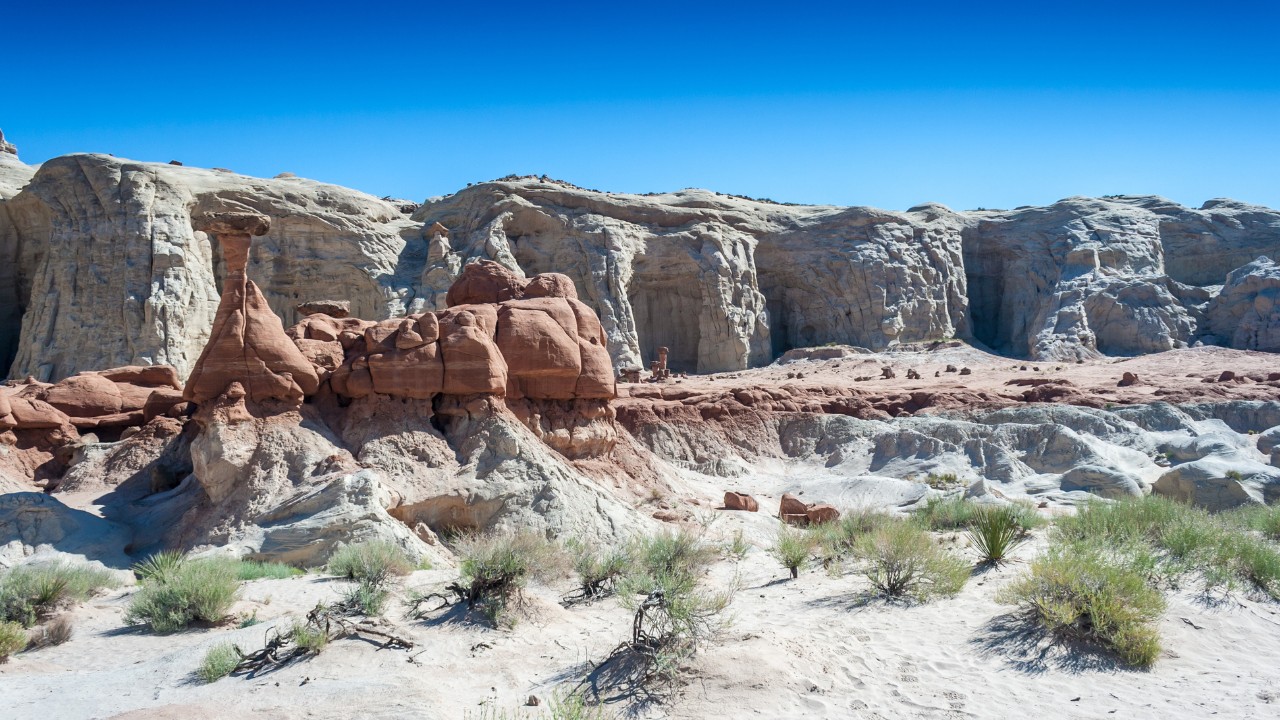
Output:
(967, 505), (1029, 565)
(326, 541), (414, 584)
(1229, 504), (1280, 541)
(856, 522), (968, 600)
(289, 619), (329, 653)
(616, 530), (734, 684)
(198, 642), (241, 683)
(915, 496), (979, 530)
(132, 550), (188, 584)
(724, 529), (750, 561)
(1000, 542), (1164, 667)
(567, 539), (632, 600)
(925, 472), (962, 490)
(769, 526), (814, 579)
(453, 531), (567, 626)
(235, 561), (304, 581)
(0, 562), (120, 627)
(339, 580), (389, 616)
(810, 508), (897, 570)
(124, 557), (240, 632)
(629, 529), (719, 581)
(0, 620), (26, 662)
(1055, 497), (1280, 598)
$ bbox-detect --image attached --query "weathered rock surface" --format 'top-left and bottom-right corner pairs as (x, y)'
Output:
(1, 153), (419, 381)
(1206, 257), (1280, 352)
(7, 155), (1280, 380)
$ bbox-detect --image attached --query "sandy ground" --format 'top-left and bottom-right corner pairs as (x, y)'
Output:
(3, 517), (1279, 719)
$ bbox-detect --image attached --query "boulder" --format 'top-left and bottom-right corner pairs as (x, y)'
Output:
(296, 300), (351, 318)
(446, 260), (529, 306)
(1257, 426), (1280, 454)
(1059, 464), (1145, 499)
(723, 491), (758, 512)
(1152, 457), (1280, 510)
(806, 504), (840, 525)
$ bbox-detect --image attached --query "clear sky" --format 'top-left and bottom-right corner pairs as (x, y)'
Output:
(4, 1), (1279, 210)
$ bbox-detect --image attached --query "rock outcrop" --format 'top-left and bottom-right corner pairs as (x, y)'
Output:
(182, 211), (319, 405)
(1205, 256), (1280, 352)
(1, 153), (418, 382)
(7, 156), (1280, 379)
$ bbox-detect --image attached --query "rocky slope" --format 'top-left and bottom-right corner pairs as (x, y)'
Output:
(3, 140), (1280, 381)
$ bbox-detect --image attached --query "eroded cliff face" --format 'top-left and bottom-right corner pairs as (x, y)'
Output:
(0, 140), (37, 374)
(2, 153), (420, 381)
(6, 151), (1280, 382)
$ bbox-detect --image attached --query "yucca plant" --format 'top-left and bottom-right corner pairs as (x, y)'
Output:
(967, 505), (1029, 565)
(132, 550), (189, 584)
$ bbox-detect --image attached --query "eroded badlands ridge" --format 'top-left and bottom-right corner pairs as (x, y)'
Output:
(2, 142), (1280, 382)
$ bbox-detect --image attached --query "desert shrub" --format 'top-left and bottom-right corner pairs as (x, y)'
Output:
(27, 616), (73, 648)
(615, 530), (734, 685)
(1055, 497), (1280, 598)
(724, 528), (750, 561)
(0, 562), (120, 627)
(915, 496), (979, 530)
(235, 561), (304, 581)
(1228, 504), (1280, 540)
(567, 539), (632, 601)
(289, 618), (329, 653)
(1219, 532), (1280, 599)
(1008, 499), (1049, 530)
(0, 621), (25, 662)
(967, 505), (1029, 565)
(810, 508), (897, 569)
(1054, 496), (1200, 546)
(124, 557), (240, 632)
(769, 526), (814, 579)
(1000, 542), (1165, 667)
(198, 642), (241, 683)
(925, 472), (962, 490)
(326, 541), (414, 584)
(132, 550), (189, 584)
(856, 522), (968, 600)
(339, 579), (389, 617)
(431, 531), (567, 627)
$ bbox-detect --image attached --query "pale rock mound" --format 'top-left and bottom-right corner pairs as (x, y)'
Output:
(1205, 256), (1280, 351)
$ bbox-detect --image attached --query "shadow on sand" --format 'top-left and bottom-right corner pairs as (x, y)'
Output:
(968, 610), (1135, 675)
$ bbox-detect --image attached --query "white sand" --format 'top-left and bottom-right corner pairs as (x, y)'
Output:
(3, 523), (1279, 719)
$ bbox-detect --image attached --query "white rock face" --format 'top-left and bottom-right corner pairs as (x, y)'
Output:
(1205, 256), (1280, 351)
(0, 142), (36, 373)
(6, 156), (1280, 380)
(415, 183), (970, 372)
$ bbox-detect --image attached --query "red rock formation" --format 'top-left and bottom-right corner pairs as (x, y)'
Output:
(36, 365), (183, 429)
(183, 212), (319, 405)
(297, 260), (615, 406)
(724, 491), (759, 512)
(779, 492), (841, 526)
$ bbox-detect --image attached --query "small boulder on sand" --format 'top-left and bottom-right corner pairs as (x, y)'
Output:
(724, 491), (759, 512)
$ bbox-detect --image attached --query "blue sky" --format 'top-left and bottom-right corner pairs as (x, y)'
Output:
(4, 1), (1279, 209)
